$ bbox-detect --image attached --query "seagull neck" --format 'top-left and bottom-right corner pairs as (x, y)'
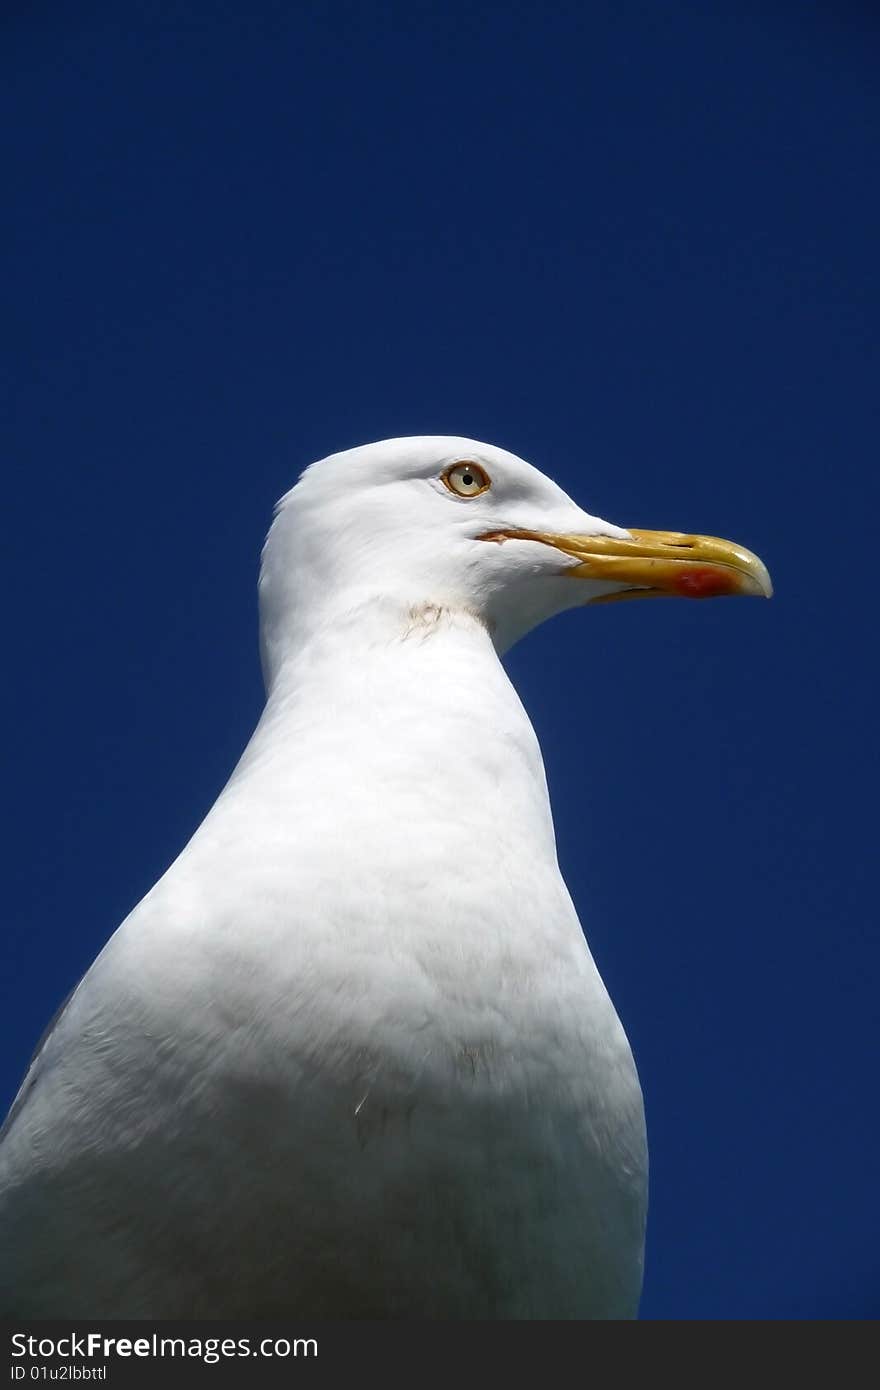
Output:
(244, 594), (544, 786)
(263, 596), (499, 706)
(225, 593), (558, 866)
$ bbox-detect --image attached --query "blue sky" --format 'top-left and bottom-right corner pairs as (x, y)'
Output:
(2, 1), (877, 1318)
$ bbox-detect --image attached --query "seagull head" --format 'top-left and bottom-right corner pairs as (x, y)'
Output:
(259, 436), (771, 682)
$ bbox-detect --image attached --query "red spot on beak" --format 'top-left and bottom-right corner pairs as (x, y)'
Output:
(675, 566), (736, 598)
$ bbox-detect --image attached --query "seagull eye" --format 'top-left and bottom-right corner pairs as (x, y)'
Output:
(443, 462), (491, 498)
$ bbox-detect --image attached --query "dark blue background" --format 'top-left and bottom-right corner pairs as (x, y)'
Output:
(3, 1), (877, 1318)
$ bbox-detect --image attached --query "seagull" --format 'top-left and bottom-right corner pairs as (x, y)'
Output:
(0, 437), (771, 1319)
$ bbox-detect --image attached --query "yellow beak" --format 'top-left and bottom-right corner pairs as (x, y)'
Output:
(479, 527), (773, 601)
